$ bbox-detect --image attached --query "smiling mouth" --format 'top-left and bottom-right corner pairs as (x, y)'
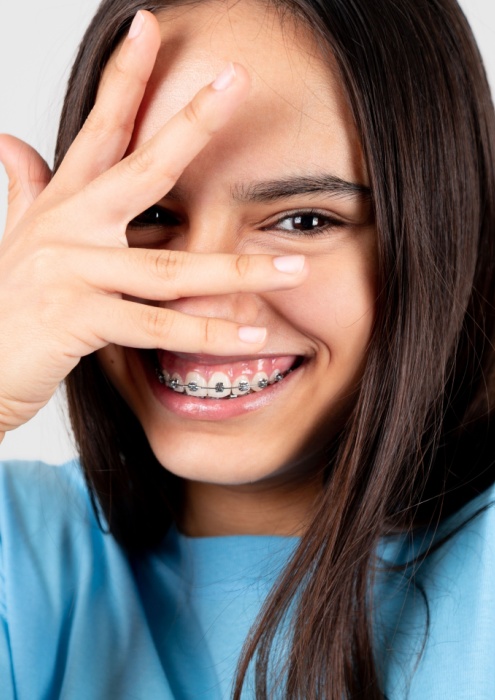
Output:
(153, 350), (305, 399)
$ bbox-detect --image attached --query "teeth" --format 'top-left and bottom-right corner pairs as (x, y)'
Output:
(170, 372), (185, 393)
(185, 371), (208, 397)
(232, 375), (251, 397)
(156, 367), (166, 385)
(207, 371), (232, 399)
(158, 363), (294, 397)
(252, 371), (269, 391)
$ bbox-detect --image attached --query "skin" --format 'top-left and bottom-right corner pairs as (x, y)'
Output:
(0, 11), (298, 436)
(97, 1), (377, 536)
(0, 2), (375, 538)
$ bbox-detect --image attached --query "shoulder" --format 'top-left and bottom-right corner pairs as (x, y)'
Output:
(0, 458), (96, 543)
(0, 461), (178, 698)
(379, 483), (495, 698)
(0, 458), (121, 618)
(426, 481), (495, 580)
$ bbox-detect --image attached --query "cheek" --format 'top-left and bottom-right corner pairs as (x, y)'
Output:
(97, 344), (123, 379)
(271, 245), (376, 359)
(96, 344), (137, 407)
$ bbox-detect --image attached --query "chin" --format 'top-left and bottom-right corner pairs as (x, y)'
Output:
(142, 425), (300, 485)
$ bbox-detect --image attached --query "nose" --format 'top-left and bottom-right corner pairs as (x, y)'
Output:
(164, 292), (263, 325)
(159, 211), (265, 326)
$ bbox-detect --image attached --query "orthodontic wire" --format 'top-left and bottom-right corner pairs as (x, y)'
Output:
(155, 367), (289, 393)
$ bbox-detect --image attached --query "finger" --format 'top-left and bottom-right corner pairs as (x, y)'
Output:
(64, 247), (307, 298)
(53, 11), (161, 192)
(83, 62), (250, 227)
(0, 135), (51, 237)
(88, 295), (267, 353)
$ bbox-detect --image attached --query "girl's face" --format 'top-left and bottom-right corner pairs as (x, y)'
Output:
(98, 0), (376, 514)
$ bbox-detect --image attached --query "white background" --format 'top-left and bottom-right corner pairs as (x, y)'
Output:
(0, 0), (494, 463)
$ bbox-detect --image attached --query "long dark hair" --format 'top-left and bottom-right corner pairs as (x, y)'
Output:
(56, 0), (495, 697)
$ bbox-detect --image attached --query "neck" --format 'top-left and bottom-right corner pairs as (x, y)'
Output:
(179, 473), (321, 537)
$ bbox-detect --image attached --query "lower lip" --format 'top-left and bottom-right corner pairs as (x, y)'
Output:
(139, 352), (305, 421)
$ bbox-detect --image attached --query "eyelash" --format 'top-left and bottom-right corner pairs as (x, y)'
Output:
(128, 206), (346, 237)
(263, 208), (346, 237)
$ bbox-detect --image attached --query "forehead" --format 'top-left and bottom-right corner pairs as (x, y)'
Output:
(124, 0), (366, 188)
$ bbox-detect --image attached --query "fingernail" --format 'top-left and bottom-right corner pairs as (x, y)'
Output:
(273, 255), (305, 274)
(128, 11), (145, 40)
(238, 326), (267, 344)
(212, 63), (236, 91)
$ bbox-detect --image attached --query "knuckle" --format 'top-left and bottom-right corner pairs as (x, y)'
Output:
(28, 244), (60, 283)
(82, 107), (133, 143)
(183, 98), (203, 128)
(112, 119), (134, 143)
(183, 98), (215, 137)
(7, 178), (22, 206)
(145, 249), (181, 284)
(82, 109), (106, 137)
(126, 146), (153, 176)
(201, 316), (217, 349)
(7, 170), (48, 209)
(112, 53), (127, 80)
(233, 253), (252, 281)
(113, 53), (148, 89)
(142, 305), (172, 340)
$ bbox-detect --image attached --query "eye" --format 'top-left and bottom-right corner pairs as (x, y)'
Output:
(128, 205), (181, 228)
(266, 210), (346, 237)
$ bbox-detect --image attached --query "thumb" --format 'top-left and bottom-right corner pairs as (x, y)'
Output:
(0, 134), (52, 238)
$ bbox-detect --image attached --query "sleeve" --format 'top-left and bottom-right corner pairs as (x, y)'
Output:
(0, 458), (87, 700)
(0, 530), (16, 700)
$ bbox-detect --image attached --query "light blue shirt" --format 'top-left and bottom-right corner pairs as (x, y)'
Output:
(0, 458), (493, 699)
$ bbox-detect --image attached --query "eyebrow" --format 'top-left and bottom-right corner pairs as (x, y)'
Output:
(165, 174), (371, 204)
(230, 174), (371, 203)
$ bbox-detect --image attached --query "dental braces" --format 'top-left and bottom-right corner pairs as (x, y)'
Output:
(154, 366), (292, 395)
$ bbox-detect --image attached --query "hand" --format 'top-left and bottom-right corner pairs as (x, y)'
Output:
(0, 11), (307, 439)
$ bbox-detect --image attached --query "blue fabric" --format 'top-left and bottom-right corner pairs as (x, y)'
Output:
(0, 458), (493, 699)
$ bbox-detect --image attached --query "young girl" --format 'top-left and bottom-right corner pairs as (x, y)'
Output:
(0, 0), (494, 698)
